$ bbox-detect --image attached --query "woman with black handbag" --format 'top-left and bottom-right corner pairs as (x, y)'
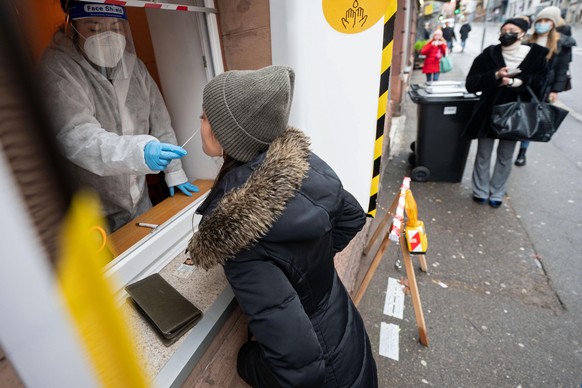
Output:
(463, 18), (548, 208)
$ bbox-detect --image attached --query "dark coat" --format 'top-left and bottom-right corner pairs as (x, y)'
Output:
(460, 23), (472, 40)
(463, 44), (549, 139)
(442, 26), (456, 42)
(544, 33), (576, 95)
(188, 128), (378, 387)
(420, 39), (447, 74)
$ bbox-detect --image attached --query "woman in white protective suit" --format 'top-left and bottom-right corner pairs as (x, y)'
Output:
(39, 0), (198, 232)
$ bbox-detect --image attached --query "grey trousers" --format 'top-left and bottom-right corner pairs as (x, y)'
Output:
(472, 138), (517, 201)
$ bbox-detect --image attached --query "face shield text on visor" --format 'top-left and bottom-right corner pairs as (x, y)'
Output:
(66, 2), (135, 77)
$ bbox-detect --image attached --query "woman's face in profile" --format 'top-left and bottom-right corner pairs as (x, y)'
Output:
(200, 113), (222, 157)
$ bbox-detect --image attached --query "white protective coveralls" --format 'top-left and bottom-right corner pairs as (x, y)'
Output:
(39, 30), (188, 231)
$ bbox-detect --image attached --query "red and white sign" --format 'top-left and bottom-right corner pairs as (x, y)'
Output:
(389, 177), (410, 242)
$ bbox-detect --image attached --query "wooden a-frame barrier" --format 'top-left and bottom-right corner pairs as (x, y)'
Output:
(354, 177), (429, 346)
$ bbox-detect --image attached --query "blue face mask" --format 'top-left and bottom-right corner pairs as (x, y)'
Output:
(535, 22), (551, 34)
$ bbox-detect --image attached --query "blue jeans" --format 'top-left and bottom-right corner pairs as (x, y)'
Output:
(426, 73), (440, 82)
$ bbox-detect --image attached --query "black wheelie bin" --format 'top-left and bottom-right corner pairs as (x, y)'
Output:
(407, 81), (479, 182)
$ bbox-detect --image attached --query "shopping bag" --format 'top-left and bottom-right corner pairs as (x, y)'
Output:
(491, 86), (568, 142)
(440, 55), (453, 73)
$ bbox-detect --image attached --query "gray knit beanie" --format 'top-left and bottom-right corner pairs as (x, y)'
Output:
(202, 66), (295, 163)
(535, 6), (561, 26)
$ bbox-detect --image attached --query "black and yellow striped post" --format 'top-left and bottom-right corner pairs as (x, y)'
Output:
(321, 0), (397, 217)
(368, 1), (397, 217)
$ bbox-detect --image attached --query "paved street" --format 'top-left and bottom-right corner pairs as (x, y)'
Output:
(357, 21), (582, 387)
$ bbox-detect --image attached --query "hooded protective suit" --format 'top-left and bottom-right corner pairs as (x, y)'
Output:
(39, 30), (188, 231)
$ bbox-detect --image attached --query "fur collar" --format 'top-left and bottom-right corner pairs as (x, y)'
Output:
(187, 127), (311, 270)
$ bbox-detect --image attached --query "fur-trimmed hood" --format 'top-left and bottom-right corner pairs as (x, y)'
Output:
(187, 127), (311, 270)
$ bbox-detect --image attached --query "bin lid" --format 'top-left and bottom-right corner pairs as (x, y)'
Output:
(408, 84), (479, 104)
(426, 81), (463, 87)
(426, 81), (467, 95)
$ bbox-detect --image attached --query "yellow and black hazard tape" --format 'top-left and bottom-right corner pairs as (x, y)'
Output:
(368, 2), (396, 217)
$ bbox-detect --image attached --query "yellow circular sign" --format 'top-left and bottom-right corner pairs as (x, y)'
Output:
(322, 0), (390, 34)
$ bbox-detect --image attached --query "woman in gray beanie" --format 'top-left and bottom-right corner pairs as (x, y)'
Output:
(187, 66), (378, 387)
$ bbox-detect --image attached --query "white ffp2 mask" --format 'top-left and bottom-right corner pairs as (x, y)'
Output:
(83, 31), (126, 68)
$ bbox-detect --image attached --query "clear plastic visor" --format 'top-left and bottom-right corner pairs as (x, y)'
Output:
(65, 16), (136, 79)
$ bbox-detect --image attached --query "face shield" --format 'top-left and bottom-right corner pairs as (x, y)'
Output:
(65, 1), (135, 79)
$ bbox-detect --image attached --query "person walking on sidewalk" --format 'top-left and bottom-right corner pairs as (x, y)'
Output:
(463, 18), (548, 208)
(442, 22), (457, 51)
(459, 22), (472, 53)
(514, 6), (577, 166)
(420, 29), (447, 82)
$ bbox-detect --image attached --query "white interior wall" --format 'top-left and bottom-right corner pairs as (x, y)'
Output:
(270, 1), (384, 211)
(146, 8), (220, 181)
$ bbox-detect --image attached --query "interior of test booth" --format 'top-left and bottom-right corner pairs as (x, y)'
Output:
(18, 1), (235, 385)
(107, 5), (222, 260)
(25, 1), (220, 260)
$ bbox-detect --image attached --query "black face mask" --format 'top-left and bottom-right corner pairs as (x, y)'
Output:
(499, 32), (520, 46)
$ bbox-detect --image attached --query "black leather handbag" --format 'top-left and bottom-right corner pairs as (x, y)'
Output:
(491, 86), (569, 142)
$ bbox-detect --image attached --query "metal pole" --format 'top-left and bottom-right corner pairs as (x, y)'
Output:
(480, 0), (492, 52)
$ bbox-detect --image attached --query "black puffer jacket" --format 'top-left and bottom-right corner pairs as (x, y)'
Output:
(542, 31), (576, 97)
(188, 128), (378, 387)
(463, 43), (548, 139)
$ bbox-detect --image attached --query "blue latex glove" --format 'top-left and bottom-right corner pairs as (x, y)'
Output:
(144, 141), (187, 171)
(169, 182), (200, 197)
